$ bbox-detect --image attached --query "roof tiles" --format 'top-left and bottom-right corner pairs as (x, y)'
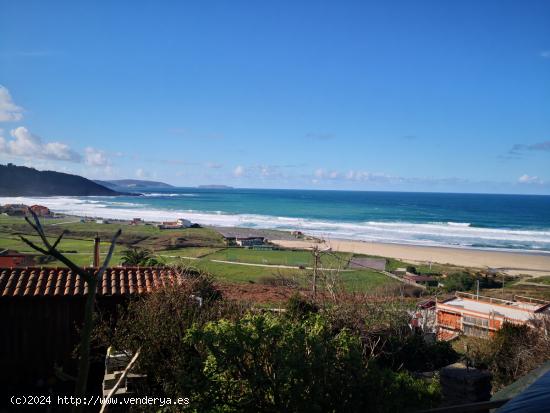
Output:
(0, 267), (186, 298)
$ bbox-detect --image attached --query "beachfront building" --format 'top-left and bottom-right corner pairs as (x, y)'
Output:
(157, 218), (192, 230)
(436, 292), (550, 340)
(29, 205), (51, 217)
(216, 228), (267, 247)
(235, 237), (265, 247)
(0, 204), (28, 216)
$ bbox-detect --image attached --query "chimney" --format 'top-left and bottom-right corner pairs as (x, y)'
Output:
(93, 234), (100, 267)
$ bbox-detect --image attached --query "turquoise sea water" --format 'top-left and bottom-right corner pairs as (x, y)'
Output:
(2, 189), (550, 252)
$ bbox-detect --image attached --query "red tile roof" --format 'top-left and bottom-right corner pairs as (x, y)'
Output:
(0, 267), (187, 298)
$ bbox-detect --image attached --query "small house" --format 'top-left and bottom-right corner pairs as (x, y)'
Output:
(0, 250), (35, 267)
(436, 292), (550, 340)
(29, 205), (51, 217)
(236, 237), (265, 247)
(177, 218), (192, 228)
(216, 229), (268, 246)
(158, 218), (192, 230)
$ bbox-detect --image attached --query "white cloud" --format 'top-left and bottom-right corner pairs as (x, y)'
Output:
(0, 85), (24, 122)
(233, 165), (245, 177)
(205, 161), (223, 169)
(313, 168), (341, 180)
(518, 174), (544, 184)
(314, 168), (326, 178)
(85, 147), (110, 166)
(1, 126), (81, 162)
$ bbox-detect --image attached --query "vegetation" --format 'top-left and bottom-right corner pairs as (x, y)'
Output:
(205, 247), (351, 268)
(442, 272), (475, 292)
(97, 283), (447, 412)
(0, 163), (126, 196)
(457, 320), (550, 389)
(120, 247), (161, 266)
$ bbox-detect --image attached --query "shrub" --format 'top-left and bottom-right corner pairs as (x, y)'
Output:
(490, 323), (537, 387)
(406, 266), (418, 274)
(443, 272), (475, 292)
(380, 333), (459, 372)
(285, 293), (319, 319)
(187, 313), (440, 412)
(456, 320), (550, 390)
(97, 289), (445, 412)
(96, 276), (229, 399)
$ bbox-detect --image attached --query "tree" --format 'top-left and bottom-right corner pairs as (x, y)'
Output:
(20, 209), (121, 413)
(120, 247), (160, 266)
(443, 272), (475, 292)
(406, 265), (418, 274)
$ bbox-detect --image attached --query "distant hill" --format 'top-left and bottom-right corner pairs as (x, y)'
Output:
(95, 179), (174, 191)
(197, 185), (234, 189)
(0, 164), (128, 196)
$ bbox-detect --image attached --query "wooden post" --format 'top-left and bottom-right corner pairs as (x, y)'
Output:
(312, 246), (319, 299)
(93, 234), (100, 267)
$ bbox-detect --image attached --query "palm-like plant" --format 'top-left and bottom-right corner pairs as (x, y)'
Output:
(120, 247), (160, 266)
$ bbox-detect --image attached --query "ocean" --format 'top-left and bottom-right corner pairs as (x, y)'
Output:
(2, 189), (550, 253)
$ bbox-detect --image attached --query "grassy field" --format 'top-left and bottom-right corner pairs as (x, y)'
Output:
(2, 213), (539, 297)
(0, 214), (399, 293)
(384, 255), (467, 275)
(204, 248), (352, 268)
(483, 282), (550, 301)
(338, 269), (399, 292)
(532, 276), (550, 285)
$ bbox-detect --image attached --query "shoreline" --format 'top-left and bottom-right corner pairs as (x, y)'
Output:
(271, 238), (550, 276)
(2, 197), (550, 275)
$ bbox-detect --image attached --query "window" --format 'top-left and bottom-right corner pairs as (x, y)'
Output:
(462, 315), (489, 328)
(463, 324), (489, 338)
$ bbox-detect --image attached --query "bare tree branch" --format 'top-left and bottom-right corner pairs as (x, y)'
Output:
(96, 229), (122, 282)
(19, 235), (50, 255)
(52, 230), (67, 249)
(24, 215), (41, 236)
(26, 210), (52, 249)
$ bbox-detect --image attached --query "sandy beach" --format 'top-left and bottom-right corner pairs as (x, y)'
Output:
(271, 239), (550, 276)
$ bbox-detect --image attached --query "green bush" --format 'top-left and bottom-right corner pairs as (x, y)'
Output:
(187, 313), (440, 412)
(380, 333), (459, 372)
(406, 266), (418, 274)
(285, 293), (319, 320)
(99, 288), (443, 412)
(443, 272), (475, 292)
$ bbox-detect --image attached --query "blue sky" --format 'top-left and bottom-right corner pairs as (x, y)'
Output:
(0, 0), (549, 194)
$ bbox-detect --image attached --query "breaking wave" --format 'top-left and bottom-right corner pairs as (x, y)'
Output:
(1, 195), (549, 253)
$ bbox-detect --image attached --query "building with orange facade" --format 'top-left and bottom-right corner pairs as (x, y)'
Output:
(436, 292), (550, 340)
(29, 204), (51, 217)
